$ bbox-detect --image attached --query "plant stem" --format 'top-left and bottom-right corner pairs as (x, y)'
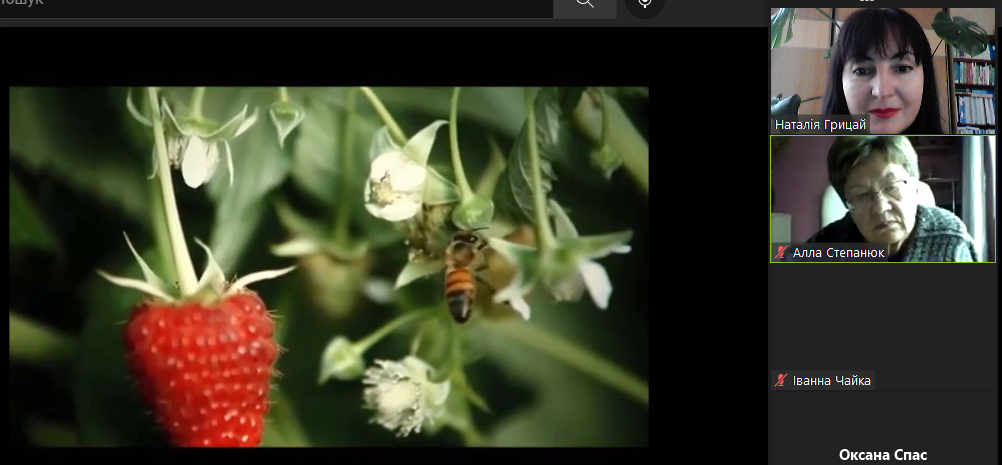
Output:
(814, 8), (839, 29)
(596, 88), (609, 147)
(801, 96), (822, 103)
(356, 310), (430, 352)
(189, 87), (206, 120)
(359, 87), (407, 146)
(149, 181), (178, 286)
(449, 87), (476, 202)
(572, 93), (649, 194)
(474, 136), (506, 199)
(524, 88), (556, 252)
(333, 88), (358, 246)
(147, 87), (199, 296)
(489, 320), (649, 407)
(278, 86), (290, 103)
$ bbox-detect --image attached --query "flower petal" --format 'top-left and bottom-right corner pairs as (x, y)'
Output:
(577, 260), (613, 310)
(97, 271), (176, 302)
(121, 232), (168, 293)
(368, 126), (400, 161)
(229, 266), (297, 291)
(369, 151), (406, 181)
(181, 137), (211, 188)
(375, 199), (422, 222)
(507, 294), (532, 320)
(223, 140), (235, 187)
(395, 259), (445, 289)
(126, 90), (153, 127)
(193, 237), (227, 294)
(388, 158), (428, 193)
(426, 377), (451, 407)
(492, 270), (535, 306)
(402, 120), (447, 165)
(401, 355), (435, 382)
(550, 273), (585, 302)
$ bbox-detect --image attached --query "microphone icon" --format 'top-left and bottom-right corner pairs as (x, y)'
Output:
(639, 0), (651, 7)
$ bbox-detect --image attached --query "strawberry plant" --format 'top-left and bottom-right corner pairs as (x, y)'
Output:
(10, 86), (649, 447)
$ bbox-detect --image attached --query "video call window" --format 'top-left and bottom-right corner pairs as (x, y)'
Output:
(770, 135), (996, 262)
(770, 8), (996, 135)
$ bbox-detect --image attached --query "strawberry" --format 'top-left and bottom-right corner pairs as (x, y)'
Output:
(100, 233), (295, 447)
(123, 290), (279, 447)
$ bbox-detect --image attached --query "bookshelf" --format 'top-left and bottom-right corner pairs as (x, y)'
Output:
(948, 34), (996, 134)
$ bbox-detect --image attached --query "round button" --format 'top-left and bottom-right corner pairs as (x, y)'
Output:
(624, 0), (663, 19)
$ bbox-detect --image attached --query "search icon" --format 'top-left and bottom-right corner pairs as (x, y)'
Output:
(577, 0), (594, 8)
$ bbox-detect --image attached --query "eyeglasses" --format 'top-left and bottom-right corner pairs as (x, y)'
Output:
(846, 179), (908, 211)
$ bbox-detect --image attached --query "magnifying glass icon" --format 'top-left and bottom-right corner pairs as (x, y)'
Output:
(577, 0), (594, 8)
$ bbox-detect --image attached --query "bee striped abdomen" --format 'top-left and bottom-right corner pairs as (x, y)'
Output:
(445, 268), (475, 323)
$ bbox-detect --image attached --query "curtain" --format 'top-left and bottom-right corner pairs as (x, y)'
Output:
(961, 136), (987, 262)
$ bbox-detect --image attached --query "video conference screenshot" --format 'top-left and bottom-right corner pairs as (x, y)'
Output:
(769, 4), (997, 464)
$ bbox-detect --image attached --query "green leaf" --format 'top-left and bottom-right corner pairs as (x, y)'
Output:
(75, 246), (172, 446)
(556, 87), (586, 118)
(9, 171), (58, 252)
(9, 87), (151, 221)
(289, 97), (379, 208)
(492, 87), (564, 226)
(9, 311), (75, 365)
(770, 8), (797, 50)
(932, 12), (989, 57)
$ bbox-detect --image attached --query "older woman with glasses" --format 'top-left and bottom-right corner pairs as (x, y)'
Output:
(807, 136), (978, 262)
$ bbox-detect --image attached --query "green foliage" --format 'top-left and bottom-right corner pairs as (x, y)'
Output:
(10, 170), (58, 252)
(492, 87), (564, 225)
(9, 86), (649, 448)
(931, 12), (991, 57)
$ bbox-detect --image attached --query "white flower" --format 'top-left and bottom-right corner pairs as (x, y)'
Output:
(490, 201), (632, 315)
(550, 244), (631, 310)
(363, 120), (449, 222)
(362, 356), (451, 438)
(128, 92), (258, 189)
(506, 294), (532, 321)
(549, 200), (630, 310)
(364, 151), (428, 222)
(163, 100), (258, 189)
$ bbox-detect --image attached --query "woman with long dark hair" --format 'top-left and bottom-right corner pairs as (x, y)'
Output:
(822, 8), (945, 134)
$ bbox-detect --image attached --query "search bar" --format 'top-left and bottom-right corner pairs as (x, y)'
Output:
(552, 0), (617, 19)
(0, 0), (552, 19)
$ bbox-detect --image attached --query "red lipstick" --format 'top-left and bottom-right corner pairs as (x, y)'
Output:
(870, 108), (900, 118)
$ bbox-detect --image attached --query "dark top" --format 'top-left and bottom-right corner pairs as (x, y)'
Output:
(806, 204), (979, 262)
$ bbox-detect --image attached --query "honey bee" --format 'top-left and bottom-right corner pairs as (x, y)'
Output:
(444, 228), (490, 323)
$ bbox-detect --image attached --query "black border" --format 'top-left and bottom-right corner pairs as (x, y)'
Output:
(0, 0), (551, 19)
(6, 28), (652, 87)
(7, 26), (664, 451)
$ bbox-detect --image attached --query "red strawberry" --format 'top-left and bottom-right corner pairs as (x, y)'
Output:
(124, 290), (279, 447)
(99, 233), (295, 448)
